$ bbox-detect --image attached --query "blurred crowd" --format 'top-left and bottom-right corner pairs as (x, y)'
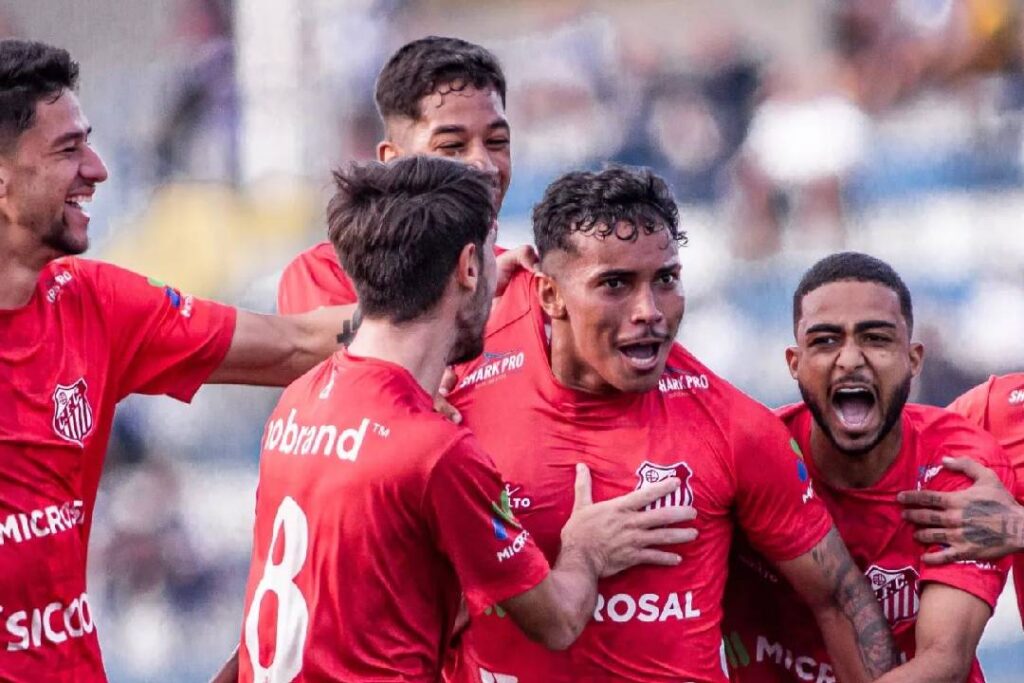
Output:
(7, 0), (1024, 680)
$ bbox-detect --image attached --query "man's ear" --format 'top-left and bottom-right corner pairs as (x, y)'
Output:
(454, 242), (480, 292)
(909, 341), (925, 379)
(377, 140), (399, 163)
(785, 345), (800, 380)
(536, 270), (566, 320)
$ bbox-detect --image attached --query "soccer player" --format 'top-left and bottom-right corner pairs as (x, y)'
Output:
(0, 39), (356, 682)
(899, 373), (1024, 627)
(276, 35), (533, 322)
(443, 168), (898, 683)
(238, 156), (699, 682)
(723, 252), (1013, 682)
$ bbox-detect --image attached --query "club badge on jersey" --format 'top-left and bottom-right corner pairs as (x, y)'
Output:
(635, 461), (693, 510)
(866, 564), (920, 624)
(52, 378), (94, 447)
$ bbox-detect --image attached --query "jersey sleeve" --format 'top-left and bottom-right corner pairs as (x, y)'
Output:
(947, 378), (994, 428)
(422, 433), (550, 614)
(917, 428), (1012, 609)
(90, 262), (237, 402)
(732, 404), (834, 562)
(277, 246), (358, 314)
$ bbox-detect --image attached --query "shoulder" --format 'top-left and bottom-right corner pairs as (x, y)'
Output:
(907, 404), (1010, 471)
(667, 344), (781, 425)
(282, 242), (341, 276)
(483, 268), (535, 339)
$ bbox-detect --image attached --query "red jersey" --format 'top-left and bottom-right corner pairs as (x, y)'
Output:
(948, 373), (1024, 628)
(277, 242), (358, 314)
(443, 271), (833, 683)
(0, 257), (236, 682)
(277, 241), (508, 315)
(238, 350), (550, 683)
(723, 403), (1012, 683)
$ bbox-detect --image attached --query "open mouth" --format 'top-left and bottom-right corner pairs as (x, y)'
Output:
(830, 386), (877, 431)
(617, 340), (664, 372)
(64, 193), (93, 223)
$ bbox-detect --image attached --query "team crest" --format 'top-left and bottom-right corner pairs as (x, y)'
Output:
(52, 378), (94, 447)
(865, 565), (919, 624)
(635, 461), (693, 510)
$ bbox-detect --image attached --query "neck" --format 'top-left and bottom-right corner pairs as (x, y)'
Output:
(809, 417), (904, 489)
(346, 315), (453, 397)
(0, 222), (57, 309)
(547, 318), (610, 395)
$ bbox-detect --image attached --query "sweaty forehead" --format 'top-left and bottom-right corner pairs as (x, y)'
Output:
(798, 280), (905, 332)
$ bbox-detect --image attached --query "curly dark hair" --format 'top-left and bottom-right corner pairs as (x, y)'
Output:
(532, 166), (686, 258)
(0, 39), (79, 152)
(328, 155), (496, 323)
(793, 252), (914, 334)
(374, 36), (506, 122)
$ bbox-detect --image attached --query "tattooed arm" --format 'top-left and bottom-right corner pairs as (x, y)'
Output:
(873, 584), (990, 683)
(898, 456), (1024, 564)
(775, 528), (899, 682)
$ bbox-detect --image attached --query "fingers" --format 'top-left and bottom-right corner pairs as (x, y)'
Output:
(513, 245), (539, 272)
(618, 477), (681, 510)
(941, 456), (995, 483)
(897, 489), (952, 509)
(919, 547), (965, 565)
(573, 463), (593, 512)
(438, 367), (458, 397)
(633, 505), (698, 529)
(432, 395), (462, 424)
(640, 527), (699, 546)
(912, 527), (954, 546)
(628, 549), (682, 567)
(901, 508), (959, 527)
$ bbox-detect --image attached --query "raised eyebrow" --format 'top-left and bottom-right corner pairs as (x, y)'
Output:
(804, 323), (843, 336)
(429, 124), (467, 137)
(854, 320), (898, 334)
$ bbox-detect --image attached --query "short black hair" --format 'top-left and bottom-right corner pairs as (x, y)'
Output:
(374, 36), (506, 123)
(328, 155), (496, 323)
(0, 39), (79, 153)
(532, 165), (686, 259)
(793, 252), (914, 334)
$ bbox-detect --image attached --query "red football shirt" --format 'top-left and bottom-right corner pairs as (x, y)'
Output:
(238, 350), (550, 682)
(442, 271), (833, 683)
(276, 242), (358, 314)
(723, 403), (1012, 683)
(949, 373), (1024, 628)
(0, 257), (236, 682)
(277, 241), (509, 315)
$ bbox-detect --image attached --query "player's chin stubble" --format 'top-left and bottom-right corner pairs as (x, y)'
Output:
(41, 217), (87, 255)
(799, 375), (911, 458)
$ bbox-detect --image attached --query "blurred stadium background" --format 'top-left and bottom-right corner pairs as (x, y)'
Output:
(8, 0), (1024, 680)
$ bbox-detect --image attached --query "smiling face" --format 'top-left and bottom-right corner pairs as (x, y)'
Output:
(379, 84), (511, 211)
(788, 280), (923, 456)
(0, 90), (108, 255)
(539, 224), (684, 395)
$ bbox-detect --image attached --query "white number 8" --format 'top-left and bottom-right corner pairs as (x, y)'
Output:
(245, 496), (310, 682)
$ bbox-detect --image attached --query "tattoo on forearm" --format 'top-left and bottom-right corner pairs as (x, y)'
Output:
(336, 307), (363, 346)
(812, 529), (898, 677)
(962, 499), (1022, 551)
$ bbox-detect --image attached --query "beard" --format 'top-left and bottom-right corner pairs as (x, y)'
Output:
(800, 373), (912, 458)
(446, 279), (493, 366)
(39, 214), (87, 256)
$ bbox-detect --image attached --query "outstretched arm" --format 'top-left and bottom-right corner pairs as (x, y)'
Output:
(899, 456), (1024, 564)
(874, 583), (990, 683)
(207, 304), (359, 386)
(775, 528), (899, 682)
